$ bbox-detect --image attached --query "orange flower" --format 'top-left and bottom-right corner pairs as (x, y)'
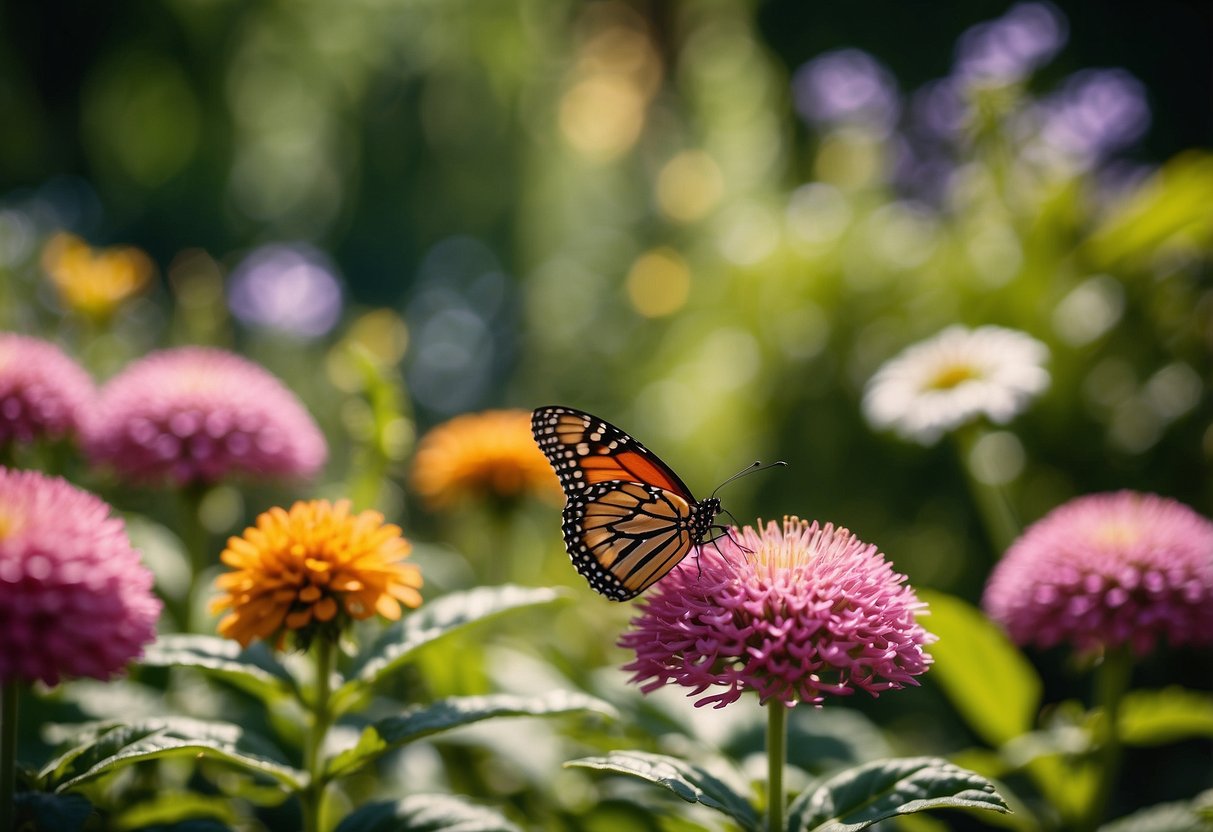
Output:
(411, 409), (561, 509)
(41, 231), (153, 320)
(211, 500), (422, 649)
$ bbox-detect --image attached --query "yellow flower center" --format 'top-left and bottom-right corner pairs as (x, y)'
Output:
(926, 363), (979, 391)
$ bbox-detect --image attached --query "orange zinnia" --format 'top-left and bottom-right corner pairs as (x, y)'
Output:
(211, 500), (422, 649)
(410, 409), (561, 509)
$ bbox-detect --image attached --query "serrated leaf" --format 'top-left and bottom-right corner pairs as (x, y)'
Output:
(327, 691), (615, 778)
(917, 590), (1041, 747)
(138, 634), (298, 702)
(567, 750), (760, 832)
(40, 717), (304, 793)
(1120, 688), (1213, 746)
(787, 756), (1010, 832)
(334, 794), (522, 832)
(336, 586), (565, 712)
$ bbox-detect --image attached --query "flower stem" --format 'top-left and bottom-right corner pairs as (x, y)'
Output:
(176, 483), (210, 630)
(1085, 646), (1133, 832)
(767, 700), (787, 832)
(1, 682), (19, 832)
(301, 638), (337, 832)
(952, 426), (1021, 555)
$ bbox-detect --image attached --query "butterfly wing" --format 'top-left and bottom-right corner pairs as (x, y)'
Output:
(565, 480), (703, 600)
(531, 406), (695, 498)
(532, 406), (717, 600)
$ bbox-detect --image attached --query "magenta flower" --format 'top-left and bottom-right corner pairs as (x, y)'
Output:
(0, 333), (94, 447)
(83, 347), (326, 486)
(984, 491), (1213, 656)
(0, 468), (161, 686)
(620, 517), (934, 709)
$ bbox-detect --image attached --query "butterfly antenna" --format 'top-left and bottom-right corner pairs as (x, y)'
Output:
(710, 460), (788, 499)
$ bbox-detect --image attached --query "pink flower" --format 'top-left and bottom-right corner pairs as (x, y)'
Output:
(983, 491), (1213, 655)
(83, 347), (326, 486)
(0, 333), (94, 447)
(0, 468), (161, 686)
(620, 517), (935, 709)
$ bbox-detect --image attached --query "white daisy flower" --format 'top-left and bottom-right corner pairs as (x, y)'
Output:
(863, 325), (1050, 445)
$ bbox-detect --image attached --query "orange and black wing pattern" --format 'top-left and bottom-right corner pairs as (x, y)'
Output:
(531, 406), (721, 600)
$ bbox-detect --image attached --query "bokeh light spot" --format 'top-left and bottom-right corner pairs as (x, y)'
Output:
(968, 430), (1026, 485)
(559, 75), (646, 162)
(625, 248), (691, 318)
(656, 150), (724, 223)
(1052, 275), (1125, 346)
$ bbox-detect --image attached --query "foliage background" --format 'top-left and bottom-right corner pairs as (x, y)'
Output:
(0, 1), (1211, 829)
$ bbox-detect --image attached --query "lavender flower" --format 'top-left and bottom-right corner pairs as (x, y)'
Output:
(0, 468), (160, 685)
(955, 3), (1068, 83)
(227, 243), (343, 338)
(1038, 69), (1150, 165)
(84, 347), (326, 486)
(791, 49), (900, 131)
(620, 517), (934, 709)
(0, 333), (94, 448)
(984, 492), (1213, 655)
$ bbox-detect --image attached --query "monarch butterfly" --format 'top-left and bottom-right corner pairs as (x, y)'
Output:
(531, 405), (723, 601)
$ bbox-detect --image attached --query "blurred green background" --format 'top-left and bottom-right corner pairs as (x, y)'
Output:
(2, 0), (1211, 635)
(1, 2), (1211, 827)
(5, 0), (1209, 573)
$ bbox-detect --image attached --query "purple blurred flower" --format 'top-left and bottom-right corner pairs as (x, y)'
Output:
(1038, 69), (1150, 164)
(620, 517), (934, 709)
(955, 3), (1068, 83)
(909, 78), (968, 143)
(984, 491), (1213, 656)
(0, 468), (161, 686)
(792, 49), (900, 130)
(0, 333), (94, 447)
(228, 244), (343, 338)
(84, 347), (326, 486)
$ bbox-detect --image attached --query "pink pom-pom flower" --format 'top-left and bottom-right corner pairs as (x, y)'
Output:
(83, 347), (327, 486)
(0, 468), (161, 686)
(984, 491), (1213, 656)
(0, 333), (94, 447)
(620, 517), (935, 709)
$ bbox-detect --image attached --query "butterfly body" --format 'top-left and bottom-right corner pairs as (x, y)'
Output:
(532, 405), (722, 600)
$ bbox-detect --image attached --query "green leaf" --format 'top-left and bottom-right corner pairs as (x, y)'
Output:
(337, 585), (565, 712)
(334, 794), (522, 832)
(40, 716), (305, 793)
(111, 791), (239, 829)
(327, 690), (615, 778)
(917, 590), (1042, 747)
(1120, 688), (1213, 746)
(566, 750), (760, 832)
(138, 634), (298, 702)
(1086, 152), (1213, 268)
(786, 756), (1010, 832)
(1097, 790), (1213, 832)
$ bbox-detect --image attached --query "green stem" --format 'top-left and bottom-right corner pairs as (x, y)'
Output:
(176, 483), (210, 631)
(951, 426), (1022, 556)
(301, 638), (337, 832)
(1084, 646), (1133, 832)
(1, 682), (19, 832)
(767, 700), (787, 832)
